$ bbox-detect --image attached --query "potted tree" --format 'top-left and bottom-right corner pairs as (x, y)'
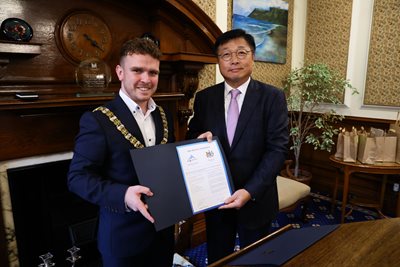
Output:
(282, 62), (357, 183)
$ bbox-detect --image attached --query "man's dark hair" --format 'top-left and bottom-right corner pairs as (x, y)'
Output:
(214, 29), (256, 55)
(120, 37), (162, 62)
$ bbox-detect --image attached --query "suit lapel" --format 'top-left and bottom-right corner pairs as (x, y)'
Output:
(212, 84), (230, 149)
(231, 79), (261, 149)
(111, 95), (146, 145)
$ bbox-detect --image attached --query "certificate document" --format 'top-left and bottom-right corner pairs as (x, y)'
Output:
(130, 137), (234, 231)
(176, 140), (232, 214)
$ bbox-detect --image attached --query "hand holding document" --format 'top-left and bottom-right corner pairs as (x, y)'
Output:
(130, 137), (234, 231)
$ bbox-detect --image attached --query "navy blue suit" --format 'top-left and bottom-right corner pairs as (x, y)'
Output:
(187, 79), (288, 261)
(68, 95), (175, 266)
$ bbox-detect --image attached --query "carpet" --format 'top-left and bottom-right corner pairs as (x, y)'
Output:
(180, 192), (381, 267)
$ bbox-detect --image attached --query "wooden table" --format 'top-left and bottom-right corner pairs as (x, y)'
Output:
(329, 155), (400, 223)
(283, 218), (400, 266)
(210, 219), (400, 267)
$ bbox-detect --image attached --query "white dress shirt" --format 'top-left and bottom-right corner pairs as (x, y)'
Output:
(119, 90), (156, 147)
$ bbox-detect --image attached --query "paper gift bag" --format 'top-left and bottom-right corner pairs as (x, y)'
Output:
(375, 135), (397, 162)
(342, 130), (358, 162)
(389, 112), (400, 163)
(334, 129), (345, 159)
(357, 133), (376, 164)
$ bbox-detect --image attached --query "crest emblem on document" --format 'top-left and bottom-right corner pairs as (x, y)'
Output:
(205, 150), (214, 158)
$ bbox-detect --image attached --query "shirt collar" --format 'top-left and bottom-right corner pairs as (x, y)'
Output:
(119, 89), (157, 114)
(224, 77), (251, 98)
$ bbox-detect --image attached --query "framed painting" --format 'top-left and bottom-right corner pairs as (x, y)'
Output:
(232, 0), (289, 64)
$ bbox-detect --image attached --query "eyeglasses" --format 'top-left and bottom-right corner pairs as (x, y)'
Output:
(218, 49), (252, 61)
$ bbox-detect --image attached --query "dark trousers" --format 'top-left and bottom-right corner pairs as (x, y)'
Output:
(205, 209), (271, 264)
(101, 227), (174, 267)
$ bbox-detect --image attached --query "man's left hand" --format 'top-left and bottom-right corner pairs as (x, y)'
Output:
(218, 189), (251, 210)
(197, 131), (213, 142)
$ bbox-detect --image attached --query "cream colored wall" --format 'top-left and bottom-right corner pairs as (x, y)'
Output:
(305, 0), (399, 120)
(193, 0), (398, 120)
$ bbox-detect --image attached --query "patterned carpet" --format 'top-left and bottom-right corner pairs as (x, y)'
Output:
(181, 192), (380, 267)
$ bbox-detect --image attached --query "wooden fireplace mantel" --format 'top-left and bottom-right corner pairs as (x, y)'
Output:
(0, 0), (221, 162)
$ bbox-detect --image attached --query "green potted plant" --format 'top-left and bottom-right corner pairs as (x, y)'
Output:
(282, 62), (357, 183)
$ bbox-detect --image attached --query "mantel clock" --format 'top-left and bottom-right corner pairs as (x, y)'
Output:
(56, 10), (112, 63)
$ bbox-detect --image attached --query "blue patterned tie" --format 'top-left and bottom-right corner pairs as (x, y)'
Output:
(227, 89), (241, 146)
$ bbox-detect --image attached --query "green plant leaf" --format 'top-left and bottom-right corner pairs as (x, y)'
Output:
(283, 62), (357, 177)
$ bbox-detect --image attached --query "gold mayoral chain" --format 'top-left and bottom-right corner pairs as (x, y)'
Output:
(93, 106), (168, 148)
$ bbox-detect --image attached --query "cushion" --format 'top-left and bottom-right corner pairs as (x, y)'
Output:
(277, 176), (311, 210)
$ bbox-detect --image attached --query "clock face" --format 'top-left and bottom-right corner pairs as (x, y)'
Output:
(57, 11), (112, 63)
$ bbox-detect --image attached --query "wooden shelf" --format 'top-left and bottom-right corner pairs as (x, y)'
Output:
(0, 40), (42, 55)
(0, 92), (185, 111)
(0, 41), (42, 78)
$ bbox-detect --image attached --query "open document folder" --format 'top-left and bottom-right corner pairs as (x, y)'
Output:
(130, 137), (234, 231)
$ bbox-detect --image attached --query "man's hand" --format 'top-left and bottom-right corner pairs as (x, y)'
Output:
(219, 189), (251, 210)
(125, 185), (155, 223)
(197, 131), (213, 142)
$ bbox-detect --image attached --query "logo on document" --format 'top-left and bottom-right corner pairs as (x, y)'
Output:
(187, 154), (196, 162)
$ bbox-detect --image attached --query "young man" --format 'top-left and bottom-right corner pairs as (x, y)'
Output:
(186, 29), (289, 263)
(68, 38), (175, 267)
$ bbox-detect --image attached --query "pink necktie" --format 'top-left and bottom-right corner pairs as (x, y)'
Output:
(227, 89), (241, 146)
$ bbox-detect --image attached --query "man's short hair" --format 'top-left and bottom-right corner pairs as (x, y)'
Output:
(120, 37), (162, 61)
(214, 29), (256, 54)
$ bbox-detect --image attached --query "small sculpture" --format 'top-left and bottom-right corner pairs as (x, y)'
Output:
(66, 246), (81, 267)
(38, 252), (55, 267)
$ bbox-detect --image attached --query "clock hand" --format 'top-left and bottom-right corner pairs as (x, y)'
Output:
(83, 33), (105, 52)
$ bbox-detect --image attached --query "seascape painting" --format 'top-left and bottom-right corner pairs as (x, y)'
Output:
(233, 0), (289, 64)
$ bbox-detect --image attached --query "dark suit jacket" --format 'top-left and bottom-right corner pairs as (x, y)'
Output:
(68, 95), (175, 257)
(187, 79), (288, 229)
